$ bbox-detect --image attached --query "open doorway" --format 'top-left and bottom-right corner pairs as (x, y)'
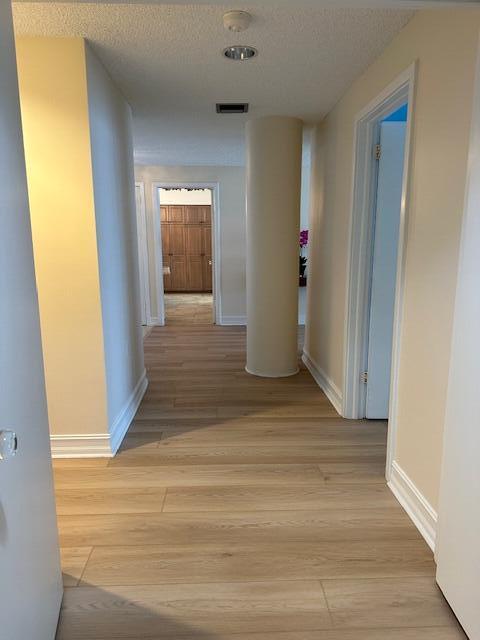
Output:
(157, 185), (216, 325)
(364, 104), (407, 419)
(343, 65), (415, 472)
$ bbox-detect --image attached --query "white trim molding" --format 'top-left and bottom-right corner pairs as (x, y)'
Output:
(220, 315), (247, 326)
(341, 64), (417, 485)
(152, 181), (222, 325)
(388, 460), (437, 552)
(302, 350), (343, 415)
(135, 181), (152, 326)
(50, 433), (112, 458)
(343, 63), (416, 423)
(109, 369), (148, 454)
(50, 370), (148, 458)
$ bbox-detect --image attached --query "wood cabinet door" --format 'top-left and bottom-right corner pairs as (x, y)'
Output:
(163, 258), (172, 291)
(203, 224), (212, 256)
(184, 224), (204, 256)
(184, 205), (210, 224)
(203, 255), (213, 292)
(161, 205), (212, 292)
(167, 205), (184, 222)
(168, 224), (185, 255)
(160, 205), (168, 222)
(161, 224), (171, 258)
(170, 255), (187, 290)
(186, 256), (204, 291)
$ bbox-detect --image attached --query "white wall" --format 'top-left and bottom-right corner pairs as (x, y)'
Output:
(135, 164), (246, 323)
(305, 9), (480, 514)
(86, 45), (145, 438)
(159, 188), (212, 205)
(0, 5), (62, 635)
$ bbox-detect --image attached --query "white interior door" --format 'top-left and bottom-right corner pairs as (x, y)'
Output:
(436, 66), (480, 638)
(365, 121), (406, 419)
(0, 4), (62, 638)
(135, 183), (148, 325)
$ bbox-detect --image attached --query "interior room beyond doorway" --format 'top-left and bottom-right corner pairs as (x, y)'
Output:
(159, 187), (214, 325)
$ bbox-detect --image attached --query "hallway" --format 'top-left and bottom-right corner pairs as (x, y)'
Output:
(53, 325), (464, 639)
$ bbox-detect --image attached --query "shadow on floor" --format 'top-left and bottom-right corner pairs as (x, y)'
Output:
(57, 579), (217, 640)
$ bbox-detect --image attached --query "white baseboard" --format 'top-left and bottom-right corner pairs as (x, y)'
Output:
(220, 316), (307, 327)
(219, 315), (247, 326)
(388, 460), (437, 552)
(109, 369), (148, 454)
(147, 316), (163, 326)
(302, 350), (343, 414)
(50, 370), (148, 458)
(50, 433), (112, 458)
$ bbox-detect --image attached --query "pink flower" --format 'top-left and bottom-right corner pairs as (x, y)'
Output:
(299, 229), (309, 248)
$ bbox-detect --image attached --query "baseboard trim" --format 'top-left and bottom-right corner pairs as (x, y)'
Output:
(220, 316), (307, 327)
(219, 315), (247, 326)
(50, 433), (112, 458)
(109, 369), (148, 454)
(388, 460), (437, 552)
(50, 370), (148, 458)
(302, 350), (343, 414)
(147, 316), (163, 326)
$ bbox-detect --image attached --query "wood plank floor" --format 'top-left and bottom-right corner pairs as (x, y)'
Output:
(53, 325), (466, 639)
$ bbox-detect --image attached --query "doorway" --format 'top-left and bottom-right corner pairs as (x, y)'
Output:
(365, 107), (407, 419)
(156, 184), (218, 325)
(343, 65), (415, 474)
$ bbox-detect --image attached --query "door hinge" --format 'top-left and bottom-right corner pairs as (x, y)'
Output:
(374, 144), (382, 161)
(361, 371), (368, 384)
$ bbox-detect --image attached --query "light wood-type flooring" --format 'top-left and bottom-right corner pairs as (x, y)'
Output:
(164, 293), (213, 325)
(53, 325), (466, 639)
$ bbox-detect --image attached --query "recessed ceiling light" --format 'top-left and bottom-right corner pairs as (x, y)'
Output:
(223, 46), (257, 61)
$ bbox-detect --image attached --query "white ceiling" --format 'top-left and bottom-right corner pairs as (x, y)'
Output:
(13, 3), (415, 166)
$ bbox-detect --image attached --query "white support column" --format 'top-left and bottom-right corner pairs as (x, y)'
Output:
(246, 116), (303, 377)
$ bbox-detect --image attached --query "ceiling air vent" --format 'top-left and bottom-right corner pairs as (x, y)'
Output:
(216, 103), (249, 114)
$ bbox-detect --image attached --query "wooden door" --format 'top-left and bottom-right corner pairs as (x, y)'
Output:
(166, 205), (184, 222)
(187, 256), (204, 291)
(184, 224), (204, 256)
(170, 255), (187, 290)
(161, 204), (212, 292)
(203, 255), (213, 291)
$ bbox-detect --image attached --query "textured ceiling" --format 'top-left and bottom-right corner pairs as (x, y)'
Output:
(13, 3), (414, 165)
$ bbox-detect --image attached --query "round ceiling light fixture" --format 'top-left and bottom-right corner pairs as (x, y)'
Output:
(223, 45), (257, 61)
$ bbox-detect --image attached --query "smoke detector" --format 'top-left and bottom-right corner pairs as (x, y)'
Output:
(223, 10), (252, 33)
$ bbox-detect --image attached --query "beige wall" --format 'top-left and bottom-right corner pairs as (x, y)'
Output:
(306, 9), (480, 509)
(16, 36), (109, 438)
(16, 36), (143, 452)
(135, 164), (247, 322)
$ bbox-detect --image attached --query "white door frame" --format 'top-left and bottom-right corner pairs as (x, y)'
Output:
(152, 181), (221, 325)
(342, 63), (417, 479)
(135, 181), (152, 325)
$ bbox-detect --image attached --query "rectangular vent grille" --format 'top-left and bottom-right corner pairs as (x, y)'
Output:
(216, 103), (249, 114)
